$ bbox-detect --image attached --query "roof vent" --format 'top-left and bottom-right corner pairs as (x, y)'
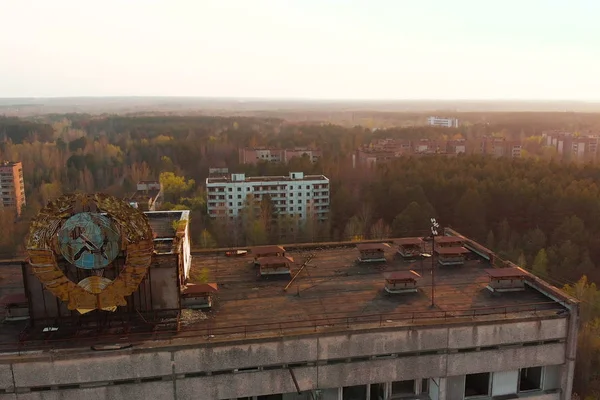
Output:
(485, 268), (527, 293)
(384, 270), (421, 294)
(356, 243), (390, 263)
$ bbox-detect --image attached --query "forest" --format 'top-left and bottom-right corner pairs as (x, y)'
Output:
(3, 112), (600, 396)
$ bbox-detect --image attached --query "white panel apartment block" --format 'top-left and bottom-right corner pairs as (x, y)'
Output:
(206, 172), (330, 221)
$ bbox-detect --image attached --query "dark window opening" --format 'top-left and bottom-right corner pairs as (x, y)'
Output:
(343, 385), (367, 400)
(391, 380), (415, 397)
(465, 373), (490, 397)
(519, 367), (543, 391)
(370, 383), (384, 400)
(257, 395), (282, 400)
(421, 379), (429, 394)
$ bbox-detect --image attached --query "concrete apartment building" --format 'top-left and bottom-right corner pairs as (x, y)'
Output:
(470, 137), (522, 159)
(239, 148), (322, 165)
(427, 117), (459, 128)
(206, 172), (330, 221)
(543, 131), (599, 162)
(0, 222), (578, 400)
(0, 161), (26, 216)
(353, 138), (478, 168)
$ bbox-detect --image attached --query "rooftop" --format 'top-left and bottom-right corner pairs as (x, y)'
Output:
(394, 237), (424, 246)
(183, 245), (565, 339)
(207, 174), (328, 184)
(0, 239), (572, 352)
(145, 210), (189, 239)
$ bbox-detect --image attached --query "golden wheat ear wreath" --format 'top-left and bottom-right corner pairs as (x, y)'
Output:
(26, 193), (154, 314)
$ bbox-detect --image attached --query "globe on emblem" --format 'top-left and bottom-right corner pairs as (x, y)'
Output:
(57, 212), (121, 269)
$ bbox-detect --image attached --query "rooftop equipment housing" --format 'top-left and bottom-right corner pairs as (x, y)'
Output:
(256, 256), (294, 276)
(485, 268), (528, 293)
(384, 270), (421, 294)
(395, 237), (424, 259)
(434, 246), (471, 266)
(356, 243), (389, 263)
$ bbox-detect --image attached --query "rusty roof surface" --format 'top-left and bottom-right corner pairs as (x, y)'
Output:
(394, 237), (424, 246)
(0, 243), (568, 350)
(485, 267), (528, 279)
(182, 283), (219, 295)
(435, 236), (465, 243)
(183, 246), (562, 337)
(434, 246), (471, 255)
(357, 243), (390, 251)
(384, 270), (421, 281)
(257, 256), (294, 265)
(251, 245), (286, 255)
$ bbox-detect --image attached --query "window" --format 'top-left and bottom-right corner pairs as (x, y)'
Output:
(391, 380), (415, 397)
(343, 385), (367, 400)
(297, 207), (301, 211)
(465, 373), (490, 397)
(228, 195), (232, 199)
(238, 202), (242, 206)
(237, 187), (241, 192)
(519, 367), (542, 392)
(421, 379), (429, 394)
(228, 202), (232, 207)
(238, 195), (242, 199)
(228, 188), (232, 192)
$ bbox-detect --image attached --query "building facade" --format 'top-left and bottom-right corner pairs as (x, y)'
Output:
(0, 161), (26, 215)
(239, 148), (322, 165)
(206, 172), (330, 221)
(0, 230), (579, 400)
(542, 131), (600, 162)
(469, 137), (522, 159)
(427, 116), (459, 128)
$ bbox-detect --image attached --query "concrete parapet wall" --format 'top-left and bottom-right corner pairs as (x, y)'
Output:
(317, 354), (445, 387)
(447, 343), (566, 376)
(174, 338), (317, 374)
(318, 327), (447, 359)
(447, 319), (567, 349)
(11, 352), (172, 388)
(176, 367), (317, 400)
(1, 317), (570, 399)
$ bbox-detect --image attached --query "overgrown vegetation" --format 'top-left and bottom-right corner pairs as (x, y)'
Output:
(2, 112), (600, 394)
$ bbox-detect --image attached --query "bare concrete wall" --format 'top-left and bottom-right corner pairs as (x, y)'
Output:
(447, 319), (567, 349)
(176, 367), (317, 400)
(0, 364), (14, 391)
(11, 352), (172, 388)
(446, 343), (566, 376)
(174, 337), (317, 374)
(0, 316), (570, 399)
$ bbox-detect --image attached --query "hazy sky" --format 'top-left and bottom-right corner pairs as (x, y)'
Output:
(1, 0), (599, 100)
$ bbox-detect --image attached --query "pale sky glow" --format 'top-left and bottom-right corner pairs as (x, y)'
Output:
(1, 0), (599, 100)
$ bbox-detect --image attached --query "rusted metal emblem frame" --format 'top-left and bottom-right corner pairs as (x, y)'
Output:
(26, 193), (154, 313)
